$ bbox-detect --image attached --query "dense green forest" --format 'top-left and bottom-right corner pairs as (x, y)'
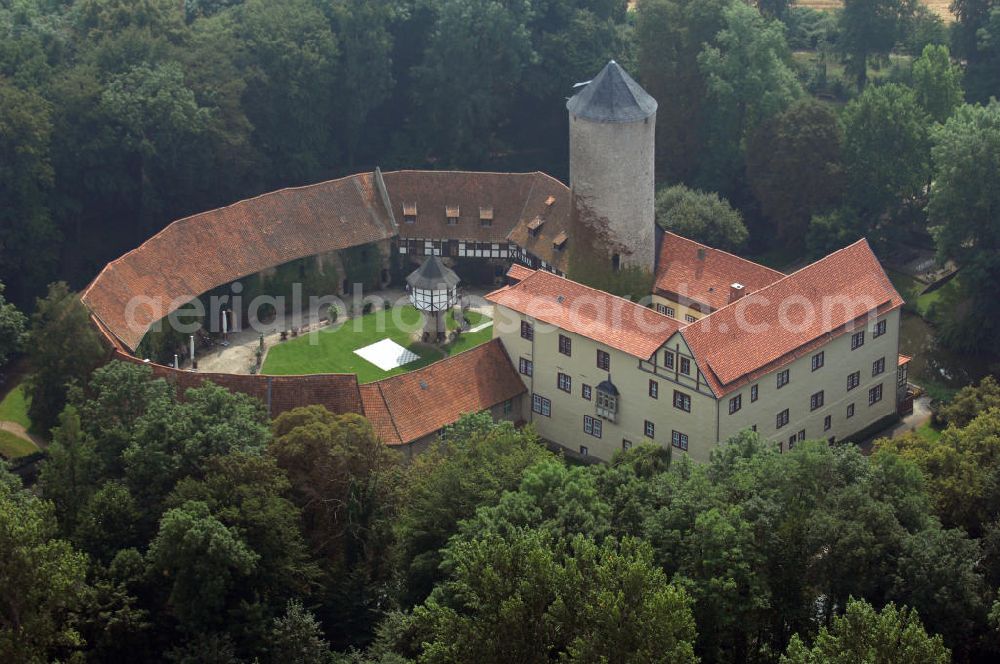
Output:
(4, 1), (1000, 659)
(2, 0), (1000, 349)
(5, 357), (1000, 662)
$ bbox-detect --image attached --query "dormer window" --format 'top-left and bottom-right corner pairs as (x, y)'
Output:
(595, 377), (619, 422)
(479, 206), (493, 227)
(528, 216), (544, 237)
(545, 195), (556, 207)
(403, 202), (417, 224)
(553, 231), (568, 252)
(446, 205), (460, 225)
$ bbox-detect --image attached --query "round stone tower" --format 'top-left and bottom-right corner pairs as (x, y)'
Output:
(567, 60), (657, 273)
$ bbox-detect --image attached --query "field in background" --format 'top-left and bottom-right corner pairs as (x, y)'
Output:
(796, 0), (954, 21)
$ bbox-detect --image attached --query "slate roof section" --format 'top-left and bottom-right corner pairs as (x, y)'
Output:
(654, 232), (785, 312)
(486, 269), (679, 360)
(359, 339), (526, 446)
(406, 255), (460, 290)
(566, 60), (658, 123)
(682, 239), (905, 396)
(82, 172), (397, 351)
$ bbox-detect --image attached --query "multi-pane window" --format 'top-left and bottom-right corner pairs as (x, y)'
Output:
(558, 334), (572, 356)
(580, 445), (589, 456)
(729, 394), (742, 414)
(596, 388), (618, 421)
(847, 403), (855, 418)
(873, 319), (887, 338)
(583, 415), (602, 438)
(622, 439), (633, 451)
(597, 349), (610, 371)
(557, 372), (572, 393)
(869, 384), (883, 406)
(777, 369), (790, 389)
(519, 357), (533, 376)
(671, 430), (689, 451)
(673, 390), (692, 413)
(851, 330), (865, 350)
(685, 314), (697, 323)
(797, 430), (806, 441)
(680, 357), (691, 375)
(824, 415), (832, 431)
(532, 394), (551, 417)
(812, 352), (825, 371)
(810, 390), (824, 411)
(582, 384), (592, 401)
(847, 371), (861, 391)
(649, 380), (659, 399)
(644, 420), (655, 439)
(664, 351), (675, 370)
(521, 320), (534, 340)
(776, 408), (790, 429)
(656, 303), (676, 318)
(751, 384), (759, 402)
(872, 357), (885, 376)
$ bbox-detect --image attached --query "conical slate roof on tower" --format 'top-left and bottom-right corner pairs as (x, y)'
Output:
(406, 255), (460, 291)
(566, 60), (657, 123)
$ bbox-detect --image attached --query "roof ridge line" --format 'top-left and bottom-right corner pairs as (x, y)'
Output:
(515, 270), (674, 322)
(376, 381), (402, 443)
(663, 231), (784, 277)
(691, 237), (874, 326)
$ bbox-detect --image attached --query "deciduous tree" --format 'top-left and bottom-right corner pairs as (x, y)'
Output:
(748, 99), (844, 247)
(927, 100), (1000, 350)
(781, 598), (950, 663)
(25, 282), (105, 433)
(655, 185), (749, 251)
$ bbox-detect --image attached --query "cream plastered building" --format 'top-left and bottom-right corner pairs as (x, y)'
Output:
(487, 237), (906, 462)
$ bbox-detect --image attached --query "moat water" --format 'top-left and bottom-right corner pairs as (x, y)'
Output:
(899, 312), (997, 390)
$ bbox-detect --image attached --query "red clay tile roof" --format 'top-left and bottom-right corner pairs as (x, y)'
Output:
(898, 354), (911, 366)
(82, 172), (397, 351)
(682, 239), (904, 396)
(359, 339), (526, 445)
(108, 348), (364, 416)
(506, 263), (536, 283)
(486, 269), (680, 360)
(382, 170), (570, 246)
(654, 232), (784, 311)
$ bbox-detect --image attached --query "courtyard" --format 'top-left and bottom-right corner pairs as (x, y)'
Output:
(260, 304), (492, 383)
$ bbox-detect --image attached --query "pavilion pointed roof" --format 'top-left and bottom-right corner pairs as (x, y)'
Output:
(566, 60), (657, 123)
(406, 255), (460, 291)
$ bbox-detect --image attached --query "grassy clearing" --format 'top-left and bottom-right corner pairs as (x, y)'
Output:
(886, 269), (965, 320)
(262, 305), (493, 383)
(915, 421), (942, 444)
(0, 384), (31, 429)
(0, 429), (39, 459)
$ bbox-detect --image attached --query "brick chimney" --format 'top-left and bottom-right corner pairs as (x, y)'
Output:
(729, 282), (745, 303)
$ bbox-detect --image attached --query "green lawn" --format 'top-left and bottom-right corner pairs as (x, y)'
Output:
(262, 305), (493, 383)
(0, 429), (38, 460)
(915, 422), (942, 444)
(887, 269), (965, 320)
(0, 383), (31, 429)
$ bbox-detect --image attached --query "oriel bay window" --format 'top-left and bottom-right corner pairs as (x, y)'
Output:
(595, 378), (619, 422)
